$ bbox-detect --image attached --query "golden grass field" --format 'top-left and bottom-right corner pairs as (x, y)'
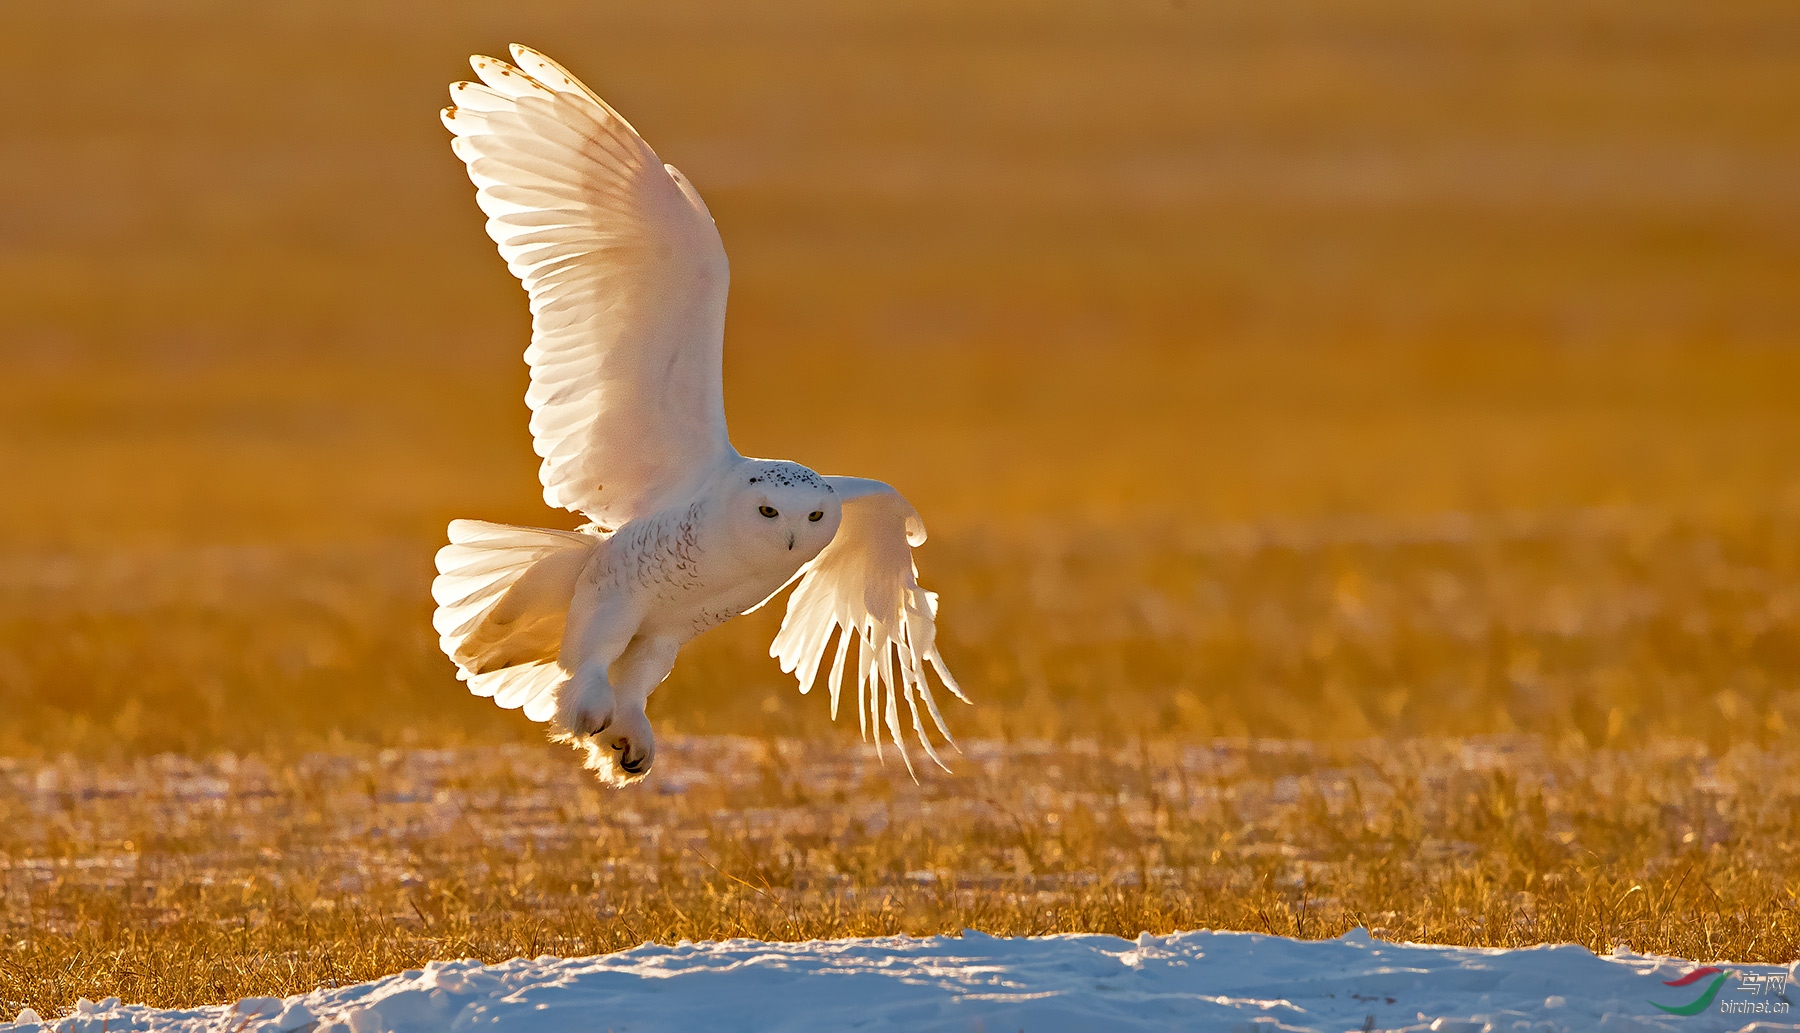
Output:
(6, 739), (1798, 1013)
(3, 0), (1800, 1017)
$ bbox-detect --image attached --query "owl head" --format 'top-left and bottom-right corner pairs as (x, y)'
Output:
(729, 460), (842, 563)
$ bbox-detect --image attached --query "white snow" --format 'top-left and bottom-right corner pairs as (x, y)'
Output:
(7, 928), (1796, 1033)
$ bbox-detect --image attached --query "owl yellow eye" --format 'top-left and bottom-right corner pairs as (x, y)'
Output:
(808, 510), (824, 521)
(758, 505), (779, 518)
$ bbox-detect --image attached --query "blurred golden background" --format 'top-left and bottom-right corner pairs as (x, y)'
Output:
(3, 0), (1799, 755)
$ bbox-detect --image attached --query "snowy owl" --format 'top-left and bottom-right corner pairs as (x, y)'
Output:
(430, 46), (968, 786)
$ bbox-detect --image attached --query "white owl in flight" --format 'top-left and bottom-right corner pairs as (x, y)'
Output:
(430, 46), (967, 785)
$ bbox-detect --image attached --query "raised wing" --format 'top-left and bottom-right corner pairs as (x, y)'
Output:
(442, 45), (735, 528)
(768, 477), (969, 775)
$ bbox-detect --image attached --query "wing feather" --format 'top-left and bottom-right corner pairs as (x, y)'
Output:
(769, 478), (969, 773)
(443, 45), (734, 528)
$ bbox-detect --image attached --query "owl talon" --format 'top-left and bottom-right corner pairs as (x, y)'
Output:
(570, 710), (611, 738)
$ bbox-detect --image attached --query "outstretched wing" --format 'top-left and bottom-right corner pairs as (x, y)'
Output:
(442, 45), (735, 529)
(767, 477), (969, 775)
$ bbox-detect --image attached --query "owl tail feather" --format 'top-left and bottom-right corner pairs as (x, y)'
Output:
(431, 519), (599, 723)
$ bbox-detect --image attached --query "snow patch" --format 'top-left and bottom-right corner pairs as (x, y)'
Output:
(5, 929), (1795, 1032)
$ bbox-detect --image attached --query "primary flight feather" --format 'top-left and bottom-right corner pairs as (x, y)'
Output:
(432, 45), (968, 785)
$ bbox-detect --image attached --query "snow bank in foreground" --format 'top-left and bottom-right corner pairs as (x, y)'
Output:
(7, 929), (1797, 1033)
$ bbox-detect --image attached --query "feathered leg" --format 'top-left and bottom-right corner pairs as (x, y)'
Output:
(562, 635), (680, 786)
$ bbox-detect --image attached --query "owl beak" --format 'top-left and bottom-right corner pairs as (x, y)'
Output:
(787, 532), (796, 550)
